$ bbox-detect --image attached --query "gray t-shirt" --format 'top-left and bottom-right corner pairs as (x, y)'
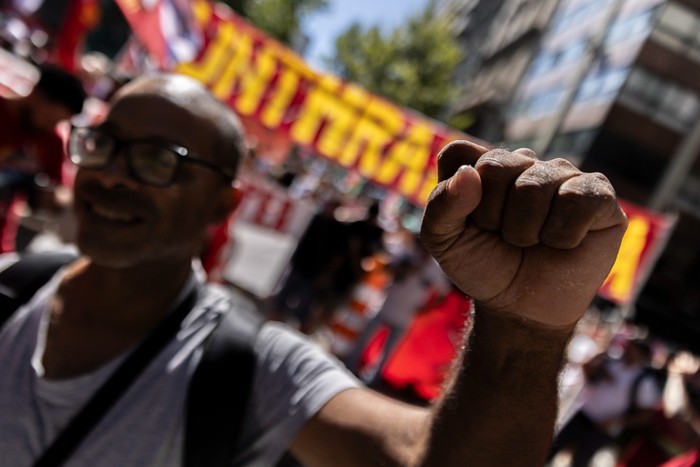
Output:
(0, 267), (360, 466)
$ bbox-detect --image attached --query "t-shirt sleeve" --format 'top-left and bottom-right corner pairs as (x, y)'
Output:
(233, 322), (361, 465)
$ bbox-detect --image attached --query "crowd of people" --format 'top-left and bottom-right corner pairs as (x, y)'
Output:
(2, 33), (700, 467)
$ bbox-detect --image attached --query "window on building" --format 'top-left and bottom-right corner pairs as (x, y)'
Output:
(548, 129), (597, 161)
(619, 67), (700, 132)
(652, 2), (700, 64)
(605, 8), (657, 46)
(559, 40), (587, 65)
(525, 39), (587, 78)
(516, 88), (567, 118)
(575, 66), (629, 104)
(550, 0), (609, 34)
(527, 52), (557, 77)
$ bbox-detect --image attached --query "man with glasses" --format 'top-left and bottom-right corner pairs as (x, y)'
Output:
(0, 73), (628, 466)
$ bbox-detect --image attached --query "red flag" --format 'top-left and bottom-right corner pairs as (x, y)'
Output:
(362, 290), (472, 402)
(54, 0), (101, 72)
(116, 0), (202, 69)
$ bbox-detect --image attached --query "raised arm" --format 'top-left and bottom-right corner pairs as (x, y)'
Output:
(417, 140), (627, 465)
(291, 140), (627, 466)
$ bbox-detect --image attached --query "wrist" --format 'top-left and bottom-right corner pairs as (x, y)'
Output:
(460, 304), (575, 384)
(427, 301), (571, 466)
(474, 303), (577, 347)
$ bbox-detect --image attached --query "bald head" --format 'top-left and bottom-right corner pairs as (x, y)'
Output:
(114, 74), (246, 176)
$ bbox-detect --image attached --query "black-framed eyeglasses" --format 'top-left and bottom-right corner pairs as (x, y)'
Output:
(68, 126), (234, 187)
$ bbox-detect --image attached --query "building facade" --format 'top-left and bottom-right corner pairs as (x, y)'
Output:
(447, 0), (560, 142)
(452, 0), (700, 350)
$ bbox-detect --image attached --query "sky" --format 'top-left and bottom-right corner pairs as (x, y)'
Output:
(300, 0), (432, 72)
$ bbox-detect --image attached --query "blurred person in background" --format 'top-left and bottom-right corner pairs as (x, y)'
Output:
(0, 63), (85, 252)
(344, 233), (449, 385)
(334, 200), (385, 303)
(645, 353), (700, 467)
(549, 338), (663, 466)
(615, 349), (700, 467)
(269, 197), (349, 333)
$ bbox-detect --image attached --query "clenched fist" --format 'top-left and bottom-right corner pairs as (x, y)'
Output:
(421, 140), (627, 329)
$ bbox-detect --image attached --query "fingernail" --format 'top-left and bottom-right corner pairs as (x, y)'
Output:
(448, 165), (473, 194)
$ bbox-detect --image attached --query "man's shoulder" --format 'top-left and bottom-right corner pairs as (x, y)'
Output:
(253, 321), (358, 382)
(254, 321), (318, 356)
(250, 321), (360, 409)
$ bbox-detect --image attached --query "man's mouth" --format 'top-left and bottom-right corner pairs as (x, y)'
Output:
(86, 201), (142, 224)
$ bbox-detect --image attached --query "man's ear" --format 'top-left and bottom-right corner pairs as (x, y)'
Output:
(212, 183), (242, 224)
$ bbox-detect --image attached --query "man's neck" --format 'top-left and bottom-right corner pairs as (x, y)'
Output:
(41, 256), (196, 379)
(60, 256), (195, 327)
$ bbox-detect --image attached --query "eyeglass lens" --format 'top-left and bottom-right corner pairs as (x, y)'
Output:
(70, 129), (180, 186)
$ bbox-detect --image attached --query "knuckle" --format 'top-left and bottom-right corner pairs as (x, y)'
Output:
(478, 148), (513, 165)
(515, 164), (560, 189)
(475, 149), (535, 180)
(560, 190), (614, 210)
(513, 147), (539, 159)
(545, 158), (579, 171)
(475, 155), (508, 181)
(525, 158), (581, 183)
(560, 174), (617, 203)
(591, 171), (611, 184)
(511, 181), (554, 206)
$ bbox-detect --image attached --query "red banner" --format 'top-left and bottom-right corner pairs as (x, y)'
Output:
(599, 200), (675, 305)
(167, 1), (471, 205)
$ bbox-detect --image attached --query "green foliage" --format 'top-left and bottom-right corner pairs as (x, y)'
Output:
(448, 112), (476, 131)
(328, 1), (463, 120)
(222, 0), (328, 45)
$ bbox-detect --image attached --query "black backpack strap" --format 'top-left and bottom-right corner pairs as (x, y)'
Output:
(0, 251), (78, 327)
(33, 285), (200, 467)
(184, 287), (264, 467)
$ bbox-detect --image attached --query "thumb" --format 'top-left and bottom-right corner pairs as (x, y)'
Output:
(421, 165), (482, 255)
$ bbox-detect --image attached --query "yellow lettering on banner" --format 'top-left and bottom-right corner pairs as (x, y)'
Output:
(602, 216), (649, 301)
(258, 48), (319, 128)
(260, 65), (301, 128)
(320, 82), (370, 156)
(235, 44), (279, 115)
(399, 123), (433, 196)
(370, 119), (433, 198)
(211, 27), (305, 111)
(290, 75), (367, 156)
(339, 98), (404, 177)
(211, 28), (254, 103)
(192, 0), (212, 25)
(177, 22), (236, 85)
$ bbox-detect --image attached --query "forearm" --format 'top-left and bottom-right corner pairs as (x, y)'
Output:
(417, 306), (573, 466)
